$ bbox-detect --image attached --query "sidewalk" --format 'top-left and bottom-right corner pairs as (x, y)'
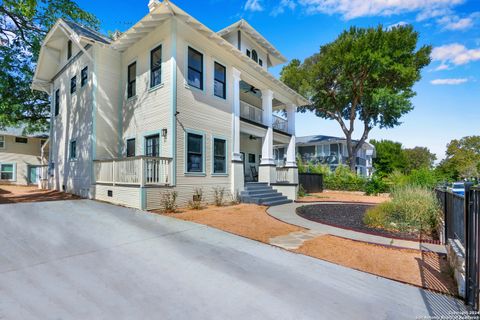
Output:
(267, 202), (447, 254)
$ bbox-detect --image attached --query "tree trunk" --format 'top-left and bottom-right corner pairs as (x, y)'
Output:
(345, 133), (356, 173)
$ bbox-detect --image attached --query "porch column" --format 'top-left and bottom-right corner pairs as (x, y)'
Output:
(285, 104), (297, 167)
(259, 89), (276, 184)
(231, 68), (244, 195)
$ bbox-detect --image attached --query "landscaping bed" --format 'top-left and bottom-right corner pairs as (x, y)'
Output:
(297, 190), (389, 204)
(296, 203), (438, 242)
(0, 185), (78, 204)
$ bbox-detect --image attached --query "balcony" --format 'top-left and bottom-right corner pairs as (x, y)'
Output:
(272, 115), (287, 132)
(94, 156), (173, 186)
(240, 100), (289, 133)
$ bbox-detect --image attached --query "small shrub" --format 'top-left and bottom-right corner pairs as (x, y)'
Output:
(160, 190), (178, 213)
(230, 190), (241, 205)
(324, 165), (367, 191)
(213, 187), (225, 206)
(188, 188), (203, 210)
(364, 185), (441, 234)
(298, 184), (307, 197)
(365, 175), (389, 195)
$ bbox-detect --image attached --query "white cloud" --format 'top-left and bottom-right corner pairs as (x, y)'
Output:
(437, 14), (477, 30)
(271, 0), (297, 16)
(431, 43), (480, 68)
(434, 63), (450, 71)
(296, 0), (464, 20)
(431, 78), (468, 85)
(244, 0), (263, 12)
(386, 21), (409, 30)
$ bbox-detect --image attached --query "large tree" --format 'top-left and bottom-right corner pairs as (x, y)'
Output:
(281, 25), (431, 172)
(437, 136), (480, 180)
(403, 147), (436, 173)
(370, 139), (407, 177)
(0, 0), (99, 133)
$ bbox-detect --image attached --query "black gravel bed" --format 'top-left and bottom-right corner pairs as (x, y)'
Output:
(296, 203), (437, 242)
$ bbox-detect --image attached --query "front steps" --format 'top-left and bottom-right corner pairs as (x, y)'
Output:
(240, 182), (292, 206)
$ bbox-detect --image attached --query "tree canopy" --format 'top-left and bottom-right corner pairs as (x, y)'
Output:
(370, 139), (407, 177)
(281, 25), (431, 172)
(403, 147), (436, 174)
(437, 136), (480, 180)
(0, 0), (99, 133)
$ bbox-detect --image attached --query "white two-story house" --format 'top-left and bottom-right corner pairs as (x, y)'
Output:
(32, 0), (308, 210)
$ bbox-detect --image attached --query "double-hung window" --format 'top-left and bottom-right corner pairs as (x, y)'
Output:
(15, 137), (27, 144)
(126, 138), (136, 157)
(70, 140), (77, 160)
(145, 134), (159, 157)
(214, 62), (226, 99)
(54, 89), (60, 116)
(213, 138), (226, 174)
(70, 76), (77, 94)
(0, 164), (14, 181)
(150, 45), (162, 88)
(81, 66), (88, 87)
(187, 47), (203, 90)
(0, 135), (4, 149)
(186, 133), (203, 173)
(127, 62), (136, 98)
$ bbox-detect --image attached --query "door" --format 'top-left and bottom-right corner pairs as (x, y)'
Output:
(29, 166), (39, 184)
(145, 134), (160, 183)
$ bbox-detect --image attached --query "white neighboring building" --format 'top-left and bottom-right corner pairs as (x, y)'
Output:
(295, 135), (375, 177)
(32, 1), (308, 209)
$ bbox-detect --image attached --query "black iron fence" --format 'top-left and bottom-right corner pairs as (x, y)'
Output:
(435, 187), (465, 247)
(465, 186), (480, 310)
(299, 173), (323, 193)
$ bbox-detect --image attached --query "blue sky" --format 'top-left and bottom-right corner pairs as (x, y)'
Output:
(77, 0), (480, 161)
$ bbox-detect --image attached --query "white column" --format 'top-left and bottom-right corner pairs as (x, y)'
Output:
(285, 104), (297, 167)
(232, 68), (242, 162)
(261, 89), (274, 165)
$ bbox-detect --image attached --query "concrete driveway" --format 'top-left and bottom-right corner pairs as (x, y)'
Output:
(0, 200), (466, 319)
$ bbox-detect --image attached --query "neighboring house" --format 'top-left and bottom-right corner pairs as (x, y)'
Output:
(0, 129), (49, 186)
(294, 135), (375, 177)
(31, 0), (308, 209)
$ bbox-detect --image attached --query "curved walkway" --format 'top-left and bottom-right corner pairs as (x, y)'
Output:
(267, 202), (447, 254)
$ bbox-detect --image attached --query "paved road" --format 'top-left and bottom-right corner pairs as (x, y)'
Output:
(0, 200), (466, 319)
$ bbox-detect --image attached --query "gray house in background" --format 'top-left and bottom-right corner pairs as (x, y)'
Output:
(293, 135), (375, 177)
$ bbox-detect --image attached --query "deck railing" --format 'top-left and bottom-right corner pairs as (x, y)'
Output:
(272, 115), (288, 132)
(240, 100), (263, 124)
(276, 167), (289, 183)
(94, 156), (173, 186)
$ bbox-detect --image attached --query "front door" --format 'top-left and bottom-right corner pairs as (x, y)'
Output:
(29, 166), (39, 184)
(145, 134), (160, 157)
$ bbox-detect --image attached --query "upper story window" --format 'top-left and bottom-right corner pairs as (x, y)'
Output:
(145, 134), (159, 157)
(187, 47), (203, 90)
(54, 89), (60, 116)
(15, 137), (27, 144)
(186, 132), (204, 173)
(127, 62), (136, 98)
(70, 140), (77, 160)
(70, 75), (77, 94)
(67, 40), (72, 60)
(246, 49), (251, 58)
(214, 62), (226, 99)
(251, 50), (258, 63)
(126, 138), (135, 157)
(150, 45), (162, 88)
(259, 59), (263, 67)
(0, 135), (5, 149)
(81, 66), (88, 87)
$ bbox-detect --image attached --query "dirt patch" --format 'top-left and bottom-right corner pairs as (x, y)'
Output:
(295, 235), (456, 295)
(154, 204), (305, 243)
(0, 185), (78, 204)
(296, 203), (437, 242)
(298, 190), (389, 204)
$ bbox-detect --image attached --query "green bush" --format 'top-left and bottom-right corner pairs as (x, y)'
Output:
(365, 175), (389, 195)
(363, 185), (441, 234)
(324, 165), (367, 191)
(188, 188), (204, 210)
(160, 190), (178, 213)
(298, 184), (307, 197)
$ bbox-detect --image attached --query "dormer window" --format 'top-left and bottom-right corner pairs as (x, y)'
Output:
(259, 59), (263, 67)
(67, 40), (72, 60)
(246, 49), (251, 58)
(251, 50), (258, 63)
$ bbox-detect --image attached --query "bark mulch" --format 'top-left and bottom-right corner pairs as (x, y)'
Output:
(296, 203), (438, 242)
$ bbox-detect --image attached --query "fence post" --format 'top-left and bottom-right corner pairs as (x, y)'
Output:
(140, 157), (145, 187)
(444, 189), (448, 244)
(464, 182), (474, 248)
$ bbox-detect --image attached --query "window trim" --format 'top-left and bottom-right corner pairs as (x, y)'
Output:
(211, 135), (228, 176)
(213, 61), (227, 100)
(0, 163), (16, 182)
(69, 139), (77, 160)
(0, 135), (5, 149)
(149, 43), (163, 89)
(81, 66), (88, 87)
(185, 45), (205, 92)
(184, 129), (206, 176)
(70, 75), (77, 94)
(127, 61), (137, 99)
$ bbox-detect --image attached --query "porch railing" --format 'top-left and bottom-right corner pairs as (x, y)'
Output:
(272, 115), (288, 132)
(276, 167), (289, 183)
(94, 156), (173, 186)
(240, 100), (263, 124)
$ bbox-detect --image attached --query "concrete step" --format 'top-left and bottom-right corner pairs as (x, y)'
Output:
(240, 190), (277, 197)
(245, 182), (269, 186)
(244, 185), (273, 191)
(262, 198), (293, 206)
(241, 194), (287, 205)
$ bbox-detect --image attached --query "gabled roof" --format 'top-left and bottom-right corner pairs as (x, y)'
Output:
(297, 135), (375, 150)
(62, 20), (111, 44)
(217, 19), (287, 66)
(0, 127), (48, 138)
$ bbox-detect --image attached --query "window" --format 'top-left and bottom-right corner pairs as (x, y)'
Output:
(70, 140), (77, 160)
(248, 153), (255, 163)
(15, 137), (27, 144)
(213, 138), (226, 174)
(81, 66), (88, 87)
(187, 47), (203, 90)
(70, 76), (77, 94)
(251, 50), (258, 63)
(0, 136), (4, 149)
(186, 132), (203, 173)
(54, 89), (60, 116)
(0, 164), (14, 181)
(214, 62), (226, 99)
(126, 138), (135, 157)
(150, 45), (162, 88)
(127, 62), (136, 98)
(145, 134), (159, 157)
(259, 59), (263, 66)
(67, 40), (72, 59)
(246, 49), (251, 58)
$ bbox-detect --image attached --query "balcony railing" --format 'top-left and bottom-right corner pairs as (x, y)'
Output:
(94, 156), (173, 186)
(276, 167), (289, 182)
(240, 100), (262, 124)
(272, 115), (288, 132)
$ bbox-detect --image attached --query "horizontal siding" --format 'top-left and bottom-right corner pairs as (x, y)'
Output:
(0, 153), (44, 185)
(93, 184), (141, 209)
(0, 135), (48, 158)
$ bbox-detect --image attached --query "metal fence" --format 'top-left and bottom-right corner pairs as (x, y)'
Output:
(435, 188), (465, 247)
(465, 186), (480, 310)
(299, 173), (323, 193)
